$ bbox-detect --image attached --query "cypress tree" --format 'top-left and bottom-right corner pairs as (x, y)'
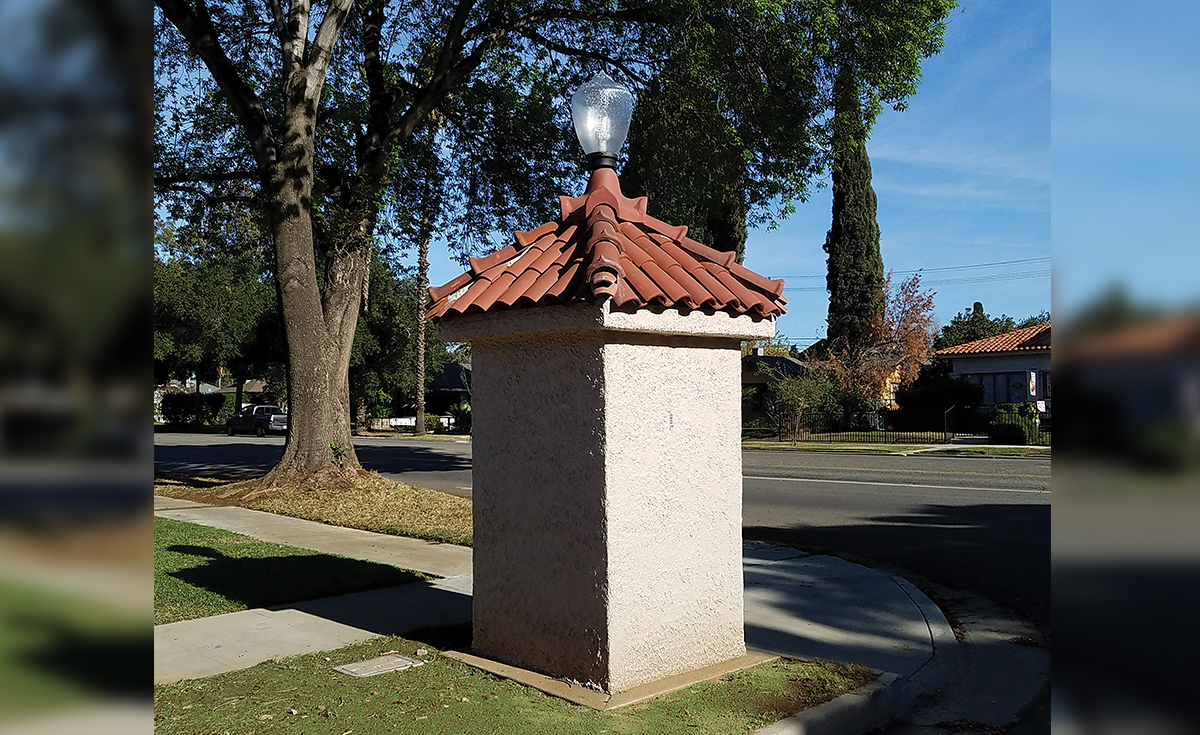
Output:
(824, 69), (885, 351)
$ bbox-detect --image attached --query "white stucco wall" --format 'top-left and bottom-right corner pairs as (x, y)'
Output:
(470, 331), (611, 687)
(603, 334), (746, 691)
(460, 307), (766, 693)
(948, 353), (1051, 375)
(438, 300), (775, 343)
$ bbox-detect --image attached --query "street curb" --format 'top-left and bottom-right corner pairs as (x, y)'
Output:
(889, 574), (964, 698)
(756, 672), (913, 735)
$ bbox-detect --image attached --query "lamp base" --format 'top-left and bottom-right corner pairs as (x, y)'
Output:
(585, 152), (619, 170)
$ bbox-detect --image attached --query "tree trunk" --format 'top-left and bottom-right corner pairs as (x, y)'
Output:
(354, 395), (367, 436)
(259, 117), (365, 488)
(414, 212), (430, 437)
(234, 378), (243, 415)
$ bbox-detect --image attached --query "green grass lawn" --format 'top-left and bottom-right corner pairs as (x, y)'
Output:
(742, 441), (928, 454)
(154, 632), (875, 735)
(0, 579), (145, 719)
(925, 446), (1051, 458)
(154, 518), (427, 625)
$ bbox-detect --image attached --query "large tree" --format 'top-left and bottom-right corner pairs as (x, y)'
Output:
(823, 68), (884, 351)
(817, 0), (955, 350)
(155, 0), (647, 487)
(154, 0), (953, 489)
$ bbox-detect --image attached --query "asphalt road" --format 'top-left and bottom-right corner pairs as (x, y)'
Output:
(154, 433), (1050, 632)
(742, 451), (1050, 634)
(153, 433), (475, 496)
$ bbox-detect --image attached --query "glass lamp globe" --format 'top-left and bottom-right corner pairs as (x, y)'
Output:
(570, 72), (633, 169)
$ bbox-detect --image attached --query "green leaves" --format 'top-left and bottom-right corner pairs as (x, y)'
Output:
(349, 254), (450, 416)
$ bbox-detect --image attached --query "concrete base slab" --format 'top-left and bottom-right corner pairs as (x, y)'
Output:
(744, 555), (934, 678)
(154, 580), (471, 684)
(154, 496), (472, 579)
(443, 648), (777, 710)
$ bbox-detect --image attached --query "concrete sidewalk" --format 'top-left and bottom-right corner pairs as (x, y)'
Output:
(154, 495), (1046, 730)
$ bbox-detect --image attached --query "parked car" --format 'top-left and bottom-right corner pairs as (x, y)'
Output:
(225, 405), (288, 437)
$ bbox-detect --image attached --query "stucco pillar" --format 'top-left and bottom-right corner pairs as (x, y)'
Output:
(441, 301), (774, 693)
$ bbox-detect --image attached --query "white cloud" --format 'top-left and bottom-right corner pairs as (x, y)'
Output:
(869, 141), (1050, 183)
(873, 179), (1049, 211)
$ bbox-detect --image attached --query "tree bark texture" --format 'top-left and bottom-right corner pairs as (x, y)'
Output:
(260, 109), (365, 486)
(415, 213), (430, 436)
(354, 394), (367, 436)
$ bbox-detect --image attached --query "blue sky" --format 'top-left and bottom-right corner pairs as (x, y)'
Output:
(1052, 0), (1200, 318)
(426, 0), (1053, 347)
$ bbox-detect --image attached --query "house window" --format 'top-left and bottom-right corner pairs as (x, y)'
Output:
(1009, 373), (1028, 402)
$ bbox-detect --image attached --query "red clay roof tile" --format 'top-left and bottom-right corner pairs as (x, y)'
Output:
(1064, 313), (1200, 359)
(428, 168), (787, 321)
(935, 323), (1051, 356)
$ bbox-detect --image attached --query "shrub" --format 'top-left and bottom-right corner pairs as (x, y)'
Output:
(447, 403), (472, 434)
(160, 393), (227, 425)
(1134, 420), (1198, 469)
(988, 415), (1039, 445)
(996, 401), (1039, 418)
(424, 414), (441, 434)
(216, 394), (238, 424)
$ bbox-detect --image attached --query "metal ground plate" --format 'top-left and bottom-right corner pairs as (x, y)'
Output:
(334, 654), (425, 678)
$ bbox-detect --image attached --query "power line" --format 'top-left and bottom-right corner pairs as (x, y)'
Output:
(770, 256), (1051, 280)
(925, 269), (1051, 287)
(782, 268), (1050, 292)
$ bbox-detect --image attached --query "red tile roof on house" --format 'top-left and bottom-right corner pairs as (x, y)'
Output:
(427, 168), (787, 321)
(1064, 312), (1200, 359)
(935, 322), (1051, 356)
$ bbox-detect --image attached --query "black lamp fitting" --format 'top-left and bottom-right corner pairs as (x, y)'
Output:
(585, 151), (619, 170)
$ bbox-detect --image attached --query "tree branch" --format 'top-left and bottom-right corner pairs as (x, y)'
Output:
(267, 0), (302, 81)
(517, 27), (649, 84)
(155, 170), (259, 186)
(307, 0), (356, 98)
(432, 0), (477, 82)
(382, 4), (656, 160)
(155, 0), (278, 173)
(461, 6), (654, 45)
(156, 183), (261, 204)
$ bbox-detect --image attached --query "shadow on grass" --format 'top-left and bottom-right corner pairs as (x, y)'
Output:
(6, 612), (148, 699)
(167, 545), (423, 610)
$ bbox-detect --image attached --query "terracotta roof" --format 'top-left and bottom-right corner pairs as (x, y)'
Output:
(1064, 312), (1200, 359)
(935, 322), (1051, 356)
(427, 168), (786, 321)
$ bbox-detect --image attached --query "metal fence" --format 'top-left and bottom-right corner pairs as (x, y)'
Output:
(746, 405), (1051, 445)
